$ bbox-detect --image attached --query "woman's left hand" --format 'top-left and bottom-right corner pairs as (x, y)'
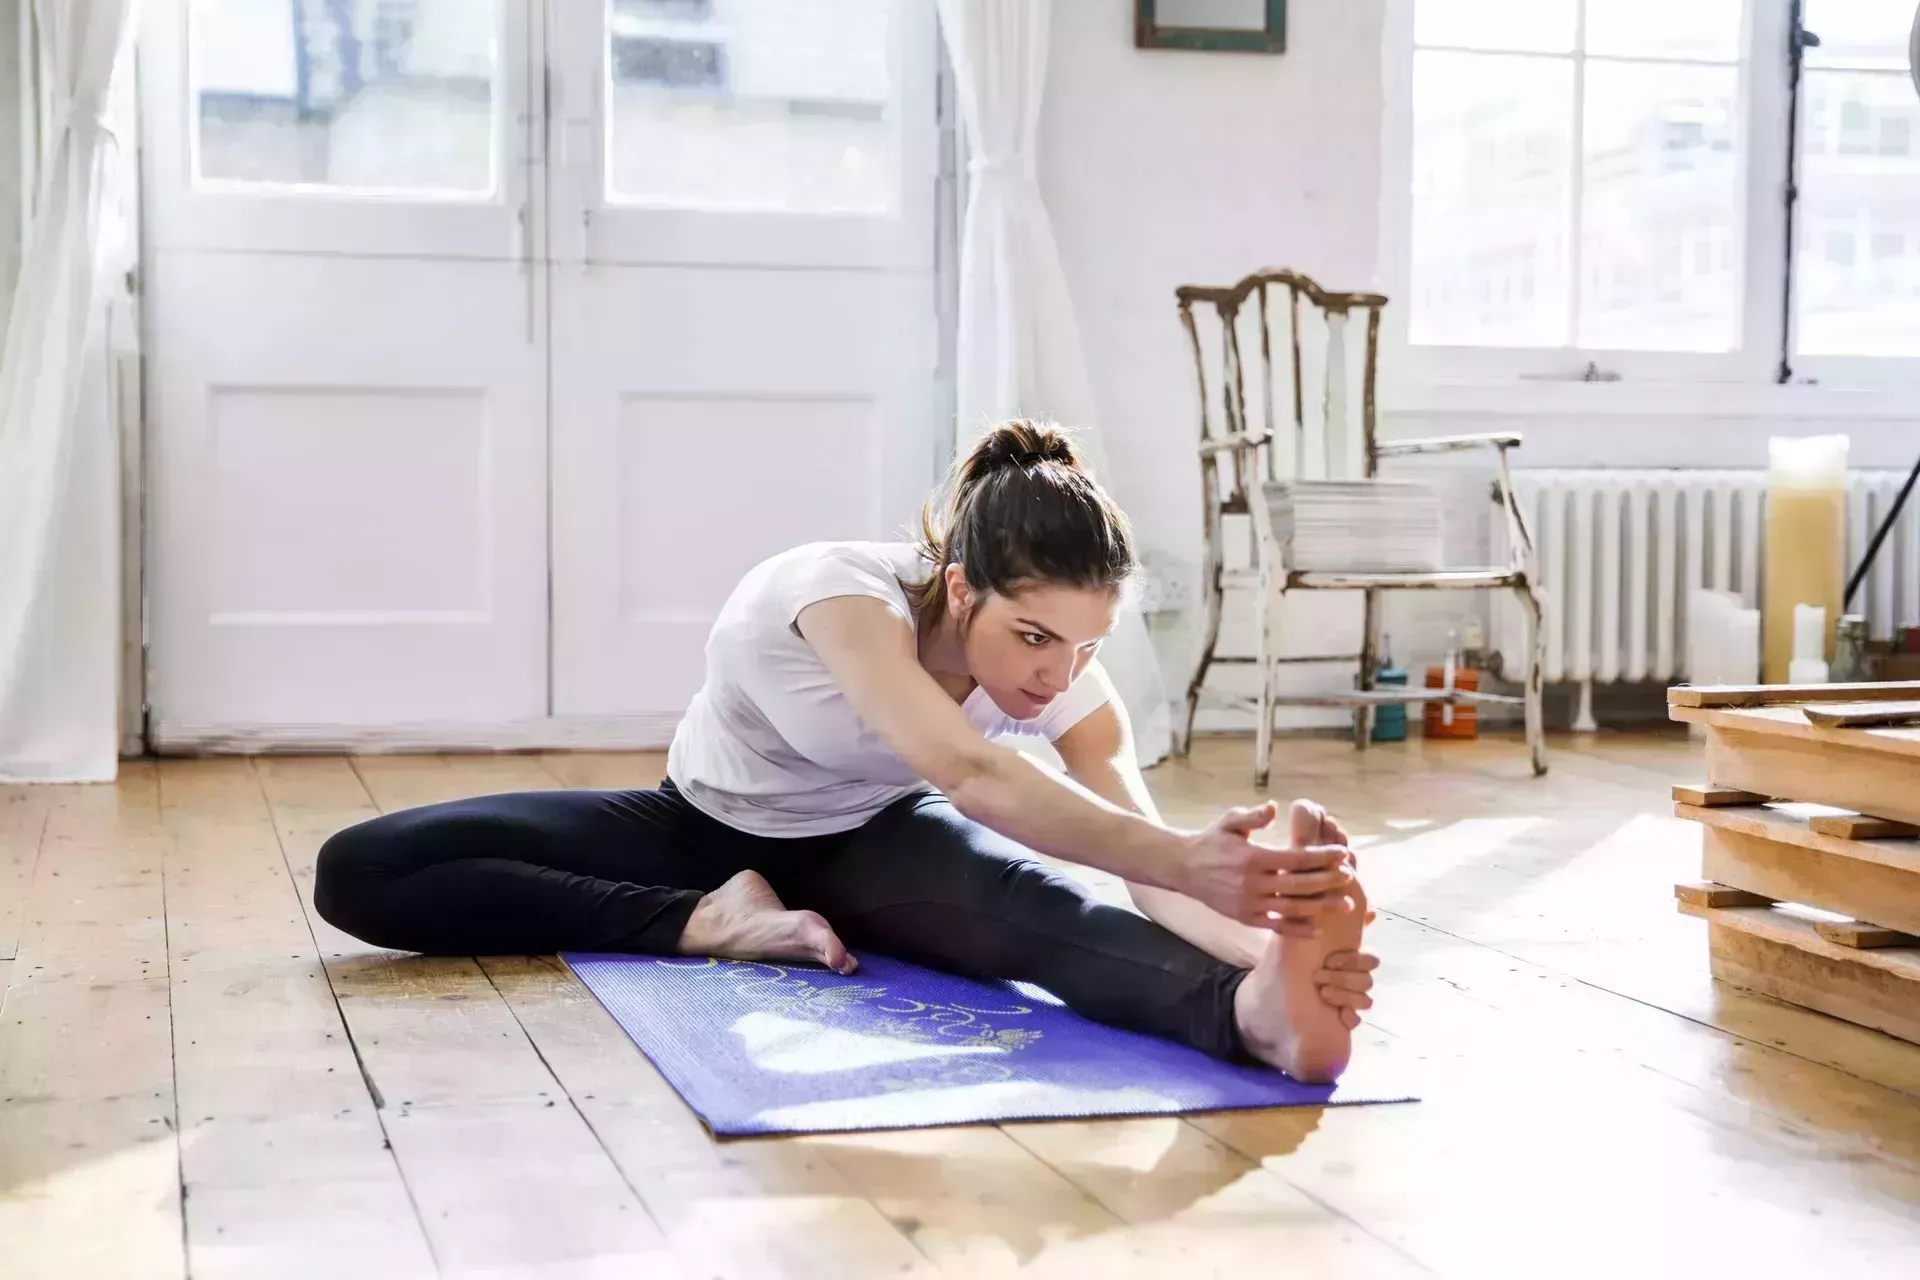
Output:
(1316, 950), (1379, 1029)
(1313, 809), (1377, 1027)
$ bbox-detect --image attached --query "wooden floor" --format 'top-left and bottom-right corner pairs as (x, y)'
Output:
(5, 732), (1920, 1278)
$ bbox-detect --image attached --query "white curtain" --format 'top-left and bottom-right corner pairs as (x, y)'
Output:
(935, 0), (1173, 766)
(0, 0), (142, 782)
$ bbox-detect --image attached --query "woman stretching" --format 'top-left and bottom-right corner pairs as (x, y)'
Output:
(315, 421), (1377, 1082)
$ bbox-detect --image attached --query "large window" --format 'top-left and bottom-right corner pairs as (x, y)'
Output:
(1399, 0), (1920, 383)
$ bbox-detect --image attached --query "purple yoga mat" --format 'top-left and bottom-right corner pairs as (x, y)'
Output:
(562, 951), (1415, 1137)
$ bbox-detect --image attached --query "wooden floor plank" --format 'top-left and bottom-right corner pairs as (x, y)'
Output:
(257, 753), (685, 1279)
(0, 766), (184, 1280)
(155, 757), (436, 1280)
(482, 954), (937, 1280)
(1002, 1116), (1433, 1278)
(0, 784), (51, 959)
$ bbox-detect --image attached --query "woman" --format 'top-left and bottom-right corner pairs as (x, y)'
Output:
(315, 421), (1377, 1082)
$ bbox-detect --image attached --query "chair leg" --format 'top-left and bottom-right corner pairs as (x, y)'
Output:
(1178, 520), (1227, 759)
(1517, 580), (1548, 776)
(1354, 586), (1381, 750)
(1255, 589), (1276, 790)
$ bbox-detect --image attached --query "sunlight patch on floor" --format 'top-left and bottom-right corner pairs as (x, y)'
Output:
(732, 1011), (1005, 1075)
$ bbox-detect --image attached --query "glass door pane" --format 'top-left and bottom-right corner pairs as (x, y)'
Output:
(191, 0), (502, 196)
(146, 0), (531, 258)
(605, 0), (895, 214)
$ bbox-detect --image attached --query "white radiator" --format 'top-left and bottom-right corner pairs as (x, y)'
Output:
(1492, 469), (1920, 692)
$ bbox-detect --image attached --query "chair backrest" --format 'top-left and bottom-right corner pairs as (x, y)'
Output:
(1176, 269), (1387, 509)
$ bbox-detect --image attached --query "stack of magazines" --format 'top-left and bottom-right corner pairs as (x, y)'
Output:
(1265, 480), (1445, 573)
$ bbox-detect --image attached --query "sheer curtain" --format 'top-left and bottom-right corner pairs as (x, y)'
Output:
(934, 0), (1173, 766)
(0, 0), (142, 782)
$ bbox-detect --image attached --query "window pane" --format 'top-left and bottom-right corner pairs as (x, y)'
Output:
(1585, 0), (1743, 61)
(606, 0), (895, 213)
(192, 0), (498, 194)
(1804, 0), (1914, 70)
(1796, 70), (1920, 356)
(1579, 61), (1742, 351)
(1414, 0), (1575, 53)
(1410, 52), (1573, 347)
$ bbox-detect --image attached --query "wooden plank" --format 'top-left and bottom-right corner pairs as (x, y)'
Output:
(1699, 824), (1920, 937)
(1679, 902), (1920, 1046)
(0, 785), (50, 958)
(1677, 802), (1920, 874)
(154, 757), (437, 1280)
(1672, 704), (1920, 763)
(1806, 813), (1920, 840)
(255, 753), (684, 1279)
(1673, 881), (1774, 909)
(0, 767), (185, 1280)
(1672, 782), (1768, 807)
(1670, 681), (1920, 709)
(1801, 701), (1920, 729)
(1812, 920), (1920, 949)
(382, 1098), (683, 1278)
(481, 955), (938, 1280)
(1003, 1118), (1432, 1277)
(1703, 723), (1920, 824)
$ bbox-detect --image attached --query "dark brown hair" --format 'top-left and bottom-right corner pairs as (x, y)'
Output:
(907, 420), (1139, 633)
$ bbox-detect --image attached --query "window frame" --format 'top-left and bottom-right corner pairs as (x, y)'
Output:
(1380, 0), (1920, 401)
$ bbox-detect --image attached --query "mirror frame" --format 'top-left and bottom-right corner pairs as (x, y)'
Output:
(1134, 0), (1287, 53)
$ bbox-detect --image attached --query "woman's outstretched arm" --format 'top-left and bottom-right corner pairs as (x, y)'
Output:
(1052, 701), (1277, 968)
(795, 595), (1353, 936)
(1053, 700), (1378, 1026)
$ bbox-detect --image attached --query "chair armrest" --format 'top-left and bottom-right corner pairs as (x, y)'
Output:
(1199, 429), (1272, 458)
(1374, 432), (1523, 458)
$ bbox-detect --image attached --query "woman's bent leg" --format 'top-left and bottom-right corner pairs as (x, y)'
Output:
(313, 787), (727, 956)
(791, 794), (1250, 1061)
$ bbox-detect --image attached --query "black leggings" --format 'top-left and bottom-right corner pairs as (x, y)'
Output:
(313, 781), (1251, 1060)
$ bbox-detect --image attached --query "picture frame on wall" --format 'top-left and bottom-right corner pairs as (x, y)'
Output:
(1134, 0), (1286, 53)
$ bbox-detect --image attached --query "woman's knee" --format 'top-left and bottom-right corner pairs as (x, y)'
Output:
(312, 816), (405, 934)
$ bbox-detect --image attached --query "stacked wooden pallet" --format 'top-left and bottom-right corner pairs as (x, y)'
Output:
(1668, 681), (1920, 1046)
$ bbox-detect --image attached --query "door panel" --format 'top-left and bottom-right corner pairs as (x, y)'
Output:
(548, 0), (937, 722)
(148, 254), (548, 733)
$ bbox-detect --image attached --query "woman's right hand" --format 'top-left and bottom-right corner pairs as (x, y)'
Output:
(1175, 800), (1355, 937)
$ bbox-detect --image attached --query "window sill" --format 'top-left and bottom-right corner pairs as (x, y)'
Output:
(1383, 378), (1920, 421)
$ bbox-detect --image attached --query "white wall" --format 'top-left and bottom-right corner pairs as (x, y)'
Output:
(1044, 0), (1385, 561)
(1042, 0), (1388, 723)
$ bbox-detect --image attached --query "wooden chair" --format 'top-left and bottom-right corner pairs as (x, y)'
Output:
(1173, 268), (1547, 784)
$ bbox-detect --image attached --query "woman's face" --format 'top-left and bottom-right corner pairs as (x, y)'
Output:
(945, 566), (1120, 721)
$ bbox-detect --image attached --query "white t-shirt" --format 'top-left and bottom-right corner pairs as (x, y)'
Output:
(666, 541), (1115, 836)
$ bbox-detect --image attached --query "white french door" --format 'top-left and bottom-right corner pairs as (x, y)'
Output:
(546, 0), (938, 723)
(142, 0), (939, 747)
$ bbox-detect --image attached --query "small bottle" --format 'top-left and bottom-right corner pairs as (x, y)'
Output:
(1831, 614), (1871, 684)
(1372, 632), (1408, 743)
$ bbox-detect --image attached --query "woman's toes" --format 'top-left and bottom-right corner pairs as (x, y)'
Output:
(797, 911), (856, 974)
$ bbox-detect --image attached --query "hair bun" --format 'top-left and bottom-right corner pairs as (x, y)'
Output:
(976, 419), (1081, 474)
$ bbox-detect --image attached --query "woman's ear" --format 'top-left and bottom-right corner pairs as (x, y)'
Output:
(944, 562), (972, 619)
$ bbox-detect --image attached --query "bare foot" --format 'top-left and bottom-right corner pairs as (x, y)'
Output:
(677, 870), (857, 975)
(1233, 800), (1368, 1083)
